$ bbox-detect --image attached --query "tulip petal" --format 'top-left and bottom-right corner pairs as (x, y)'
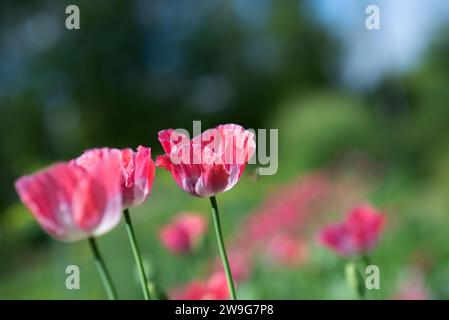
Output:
(132, 146), (156, 204)
(72, 152), (122, 237)
(15, 168), (61, 239)
(195, 163), (230, 197)
(158, 129), (190, 154)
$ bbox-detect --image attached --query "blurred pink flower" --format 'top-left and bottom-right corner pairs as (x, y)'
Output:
(392, 287), (429, 300)
(74, 146), (156, 209)
(392, 270), (430, 300)
(244, 173), (331, 242)
(266, 234), (308, 267)
(159, 213), (207, 254)
(156, 124), (255, 197)
(171, 272), (229, 300)
(317, 204), (386, 256)
(14, 150), (122, 241)
(214, 248), (253, 281)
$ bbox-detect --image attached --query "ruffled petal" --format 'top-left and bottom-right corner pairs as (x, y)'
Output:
(132, 146), (156, 205)
(120, 148), (135, 188)
(120, 146), (155, 208)
(346, 204), (386, 252)
(155, 154), (172, 170)
(317, 223), (355, 256)
(195, 163), (230, 197)
(73, 152), (122, 237)
(15, 163), (87, 241)
(158, 129), (190, 154)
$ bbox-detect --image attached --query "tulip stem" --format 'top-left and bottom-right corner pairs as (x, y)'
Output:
(123, 209), (152, 300)
(88, 237), (118, 300)
(209, 196), (237, 300)
(345, 262), (365, 300)
(362, 254), (372, 267)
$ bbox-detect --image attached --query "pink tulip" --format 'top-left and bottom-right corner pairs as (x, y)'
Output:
(159, 213), (207, 254)
(317, 204), (386, 256)
(74, 146), (156, 208)
(171, 272), (229, 300)
(156, 124), (255, 197)
(14, 151), (122, 241)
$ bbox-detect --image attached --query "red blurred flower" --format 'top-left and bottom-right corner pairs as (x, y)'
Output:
(156, 124), (255, 197)
(14, 151), (122, 241)
(159, 213), (207, 254)
(317, 204), (386, 256)
(74, 146), (156, 208)
(171, 272), (229, 300)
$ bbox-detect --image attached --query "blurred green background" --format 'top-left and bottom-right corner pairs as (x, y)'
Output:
(1, 0), (449, 299)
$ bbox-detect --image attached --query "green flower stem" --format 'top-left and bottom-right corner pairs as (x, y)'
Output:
(361, 254), (372, 267)
(123, 209), (152, 300)
(345, 262), (365, 300)
(88, 237), (118, 300)
(209, 196), (237, 300)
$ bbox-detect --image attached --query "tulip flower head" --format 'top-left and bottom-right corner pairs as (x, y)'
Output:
(156, 124), (255, 197)
(159, 212), (207, 254)
(317, 204), (386, 256)
(74, 146), (156, 208)
(14, 151), (123, 241)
